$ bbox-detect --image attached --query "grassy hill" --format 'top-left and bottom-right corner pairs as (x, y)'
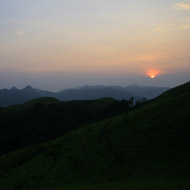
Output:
(0, 83), (190, 190)
(0, 97), (130, 155)
(156, 81), (190, 100)
(8, 97), (60, 111)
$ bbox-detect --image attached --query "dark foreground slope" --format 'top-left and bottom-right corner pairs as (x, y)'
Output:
(0, 97), (132, 155)
(0, 83), (190, 190)
(156, 81), (190, 100)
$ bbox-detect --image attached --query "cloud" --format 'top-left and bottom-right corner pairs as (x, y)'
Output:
(156, 27), (164, 31)
(179, 17), (190, 29)
(16, 30), (25, 35)
(155, 19), (190, 31)
(179, 18), (190, 22)
(175, 2), (190, 10)
(155, 24), (174, 31)
(180, 25), (190, 29)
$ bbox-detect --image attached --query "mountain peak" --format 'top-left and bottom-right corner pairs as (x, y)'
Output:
(10, 87), (18, 91)
(23, 85), (33, 90)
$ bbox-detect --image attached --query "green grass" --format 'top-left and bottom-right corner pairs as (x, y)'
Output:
(156, 81), (190, 100)
(1, 97), (117, 112)
(0, 83), (190, 189)
(18, 179), (190, 190)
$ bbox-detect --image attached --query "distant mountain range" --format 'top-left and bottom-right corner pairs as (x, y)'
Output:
(0, 84), (169, 107)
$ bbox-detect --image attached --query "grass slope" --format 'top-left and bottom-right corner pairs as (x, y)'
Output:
(0, 84), (190, 189)
(0, 97), (127, 155)
(8, 97), (60, 111)
(156, 81), (190, 100)
(4, 97), (118, 112)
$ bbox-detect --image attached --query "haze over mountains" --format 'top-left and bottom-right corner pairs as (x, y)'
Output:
(0, 84), (169, 107)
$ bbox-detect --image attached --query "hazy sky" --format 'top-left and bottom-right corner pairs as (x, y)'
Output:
(0, 0), (189, 90)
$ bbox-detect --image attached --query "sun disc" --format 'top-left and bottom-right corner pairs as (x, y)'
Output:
(146, 69), (160, 79)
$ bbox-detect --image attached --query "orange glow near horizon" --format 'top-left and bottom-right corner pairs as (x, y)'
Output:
(147, 70), (160, 79)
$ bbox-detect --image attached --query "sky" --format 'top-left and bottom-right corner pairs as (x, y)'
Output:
(0, 0), (190, 91)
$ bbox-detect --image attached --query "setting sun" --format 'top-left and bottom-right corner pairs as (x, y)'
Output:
(147, 70), (160, 79)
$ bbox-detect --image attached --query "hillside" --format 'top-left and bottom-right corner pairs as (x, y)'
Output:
(0, 83), (189, 190)
(156, 81), (190, 100)
(8, 97), (60, 111)
(0, 97), (131, 155)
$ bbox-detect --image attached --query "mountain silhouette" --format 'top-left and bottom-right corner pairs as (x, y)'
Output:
(0, 84), (169, 107)
(0, 85), (40, 106)
(125, 84), (169, 99)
